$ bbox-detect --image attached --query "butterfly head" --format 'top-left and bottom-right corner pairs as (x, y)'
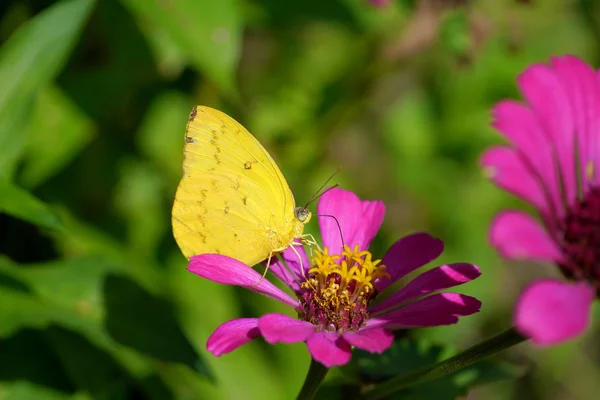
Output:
(294, 206), (312, 224)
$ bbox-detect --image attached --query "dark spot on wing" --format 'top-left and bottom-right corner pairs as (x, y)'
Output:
(189, 106), (197, 121)
(185, 136), (195, 143)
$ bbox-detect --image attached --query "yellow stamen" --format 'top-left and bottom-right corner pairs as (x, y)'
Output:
(586, 160), (595, 181)
(300, 244), (390, 332)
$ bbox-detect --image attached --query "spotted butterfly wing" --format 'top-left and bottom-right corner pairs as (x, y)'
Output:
(172, 106), (310, 266)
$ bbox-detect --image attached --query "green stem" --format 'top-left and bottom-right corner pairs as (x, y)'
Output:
(362, 327), (526, 399)
(296, 358), (329, 400)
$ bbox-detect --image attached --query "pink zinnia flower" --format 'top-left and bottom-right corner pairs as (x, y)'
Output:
(189, 188), (481, 367)
(482, 55), (600, 346)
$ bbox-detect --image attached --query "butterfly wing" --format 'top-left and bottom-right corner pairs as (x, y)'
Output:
(172, 106), (300, 266)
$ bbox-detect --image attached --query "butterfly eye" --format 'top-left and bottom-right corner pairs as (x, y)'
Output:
(294, 207), (311, 223)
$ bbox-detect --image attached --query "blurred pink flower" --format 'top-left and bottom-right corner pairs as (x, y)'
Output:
(189, 188), (481, 367)
(482, 55), (600, 345)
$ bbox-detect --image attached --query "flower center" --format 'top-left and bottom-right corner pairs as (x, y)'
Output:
(559, 186), (600, 292)
(297, 244), (390, 333)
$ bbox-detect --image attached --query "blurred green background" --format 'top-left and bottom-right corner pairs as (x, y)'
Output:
(1, 0), (600, 399)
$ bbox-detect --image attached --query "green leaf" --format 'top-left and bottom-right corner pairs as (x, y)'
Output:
(439, 9), (471, 57)
(0, 329), (73, 393)
(0, 256), (117, 339)
(0, 381), (72, 400)
(122, 0), (242, 96)
(135, 91), (191, 180)
(45, 326), (160, 400)
(0, 180), (66, 232)
(103, 274), (205, 373)
(20, 85), (95, 188)
(49, 206), (126, 262)
(134, 18), (187, 79)
(0, 94), (35, 181)
(0, 256), (210, 381)
(0, 285), (66, 339)
(113, 160), (167, 257)
(0, 0), (94, 179)
(346, 336), (523, 400)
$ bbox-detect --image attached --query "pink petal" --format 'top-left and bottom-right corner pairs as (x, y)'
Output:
(188, 254), (298, 308)
(518, 62), (577, 207)
(515, 279), (595, 346)
(371, 263), (481, 314)
(206, 318), (260, 356)
(489, 210), (563, 263)
(376, 233), (444, 292)
(490, 103), (562, 216)
(258, 313), (315, 344)
(269, 242), (309, 292)
(550, 56), (600, 190)
(306, 331), (352, 367)
(481, 146), (549, 213)
(343, 327), (394, 353)
(317, 188), (385, 254)
(368, 292), (481, 330)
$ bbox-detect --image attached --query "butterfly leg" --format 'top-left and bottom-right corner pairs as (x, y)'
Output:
(299, 233), (321, 263)
(253, 252), (274, 286)
(289, 241), (309, 280)
(300, 233), (322, 252)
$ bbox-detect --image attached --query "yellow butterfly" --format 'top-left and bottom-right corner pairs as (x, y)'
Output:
(172, 106), (311, 266)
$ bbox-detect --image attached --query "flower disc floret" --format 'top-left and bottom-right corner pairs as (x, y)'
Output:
(299, 245), (390, 333)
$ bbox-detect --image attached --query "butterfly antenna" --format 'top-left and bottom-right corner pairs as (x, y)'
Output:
(317, 214), (345, 250)
(303, 167), (342, 209)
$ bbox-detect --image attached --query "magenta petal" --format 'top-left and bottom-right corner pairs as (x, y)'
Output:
(317, 188), (385, 254)
(368, 292), (481, 330)
(515, 279), (595, 346)
(371, 263), (481, 314)
(491, 101), (562, 215)
(481, 146), (549, 213)
(206, 318), (260, 356)
(343, 327), (394, 353)
(258, 313), (315, 344)
(490, 210), (563, 263)
(518, 62), (577, 206)
(188, 254), (298, 308)
(306, 331), (352, 367)
(551, 56), (600, 190)
(377, 233), (444, 292)
(269, 243), (309, 292)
